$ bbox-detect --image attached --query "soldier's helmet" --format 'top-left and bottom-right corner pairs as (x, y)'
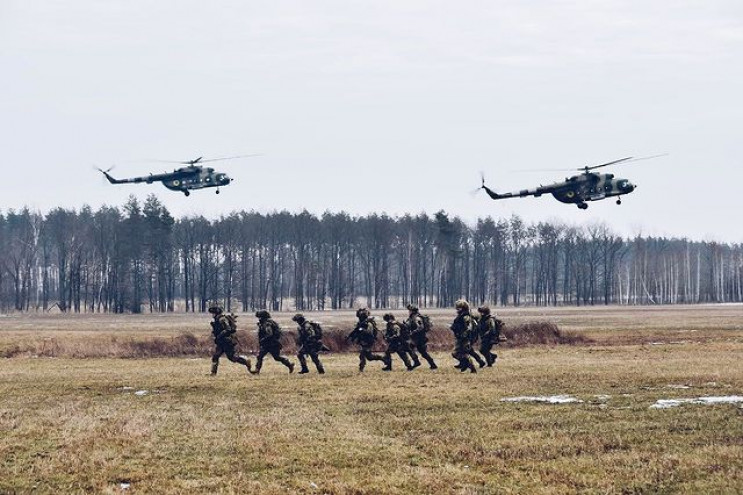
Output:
(406, 303), (419, 313)
(356, 307), (369, 318)
(382, 313), (395, 322)
(477, 305), (491, 315)
(255, 309), (271, 319)
(292, 313), (305, 323)
(455, 299), (470, 312)
(208, 305), (223, 314)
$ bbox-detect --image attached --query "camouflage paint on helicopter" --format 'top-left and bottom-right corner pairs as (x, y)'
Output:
(478, 156), (663, 209)
(97, 155), (256, 196)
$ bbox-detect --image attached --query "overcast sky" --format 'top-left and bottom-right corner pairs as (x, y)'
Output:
(1, 1), (742, 241)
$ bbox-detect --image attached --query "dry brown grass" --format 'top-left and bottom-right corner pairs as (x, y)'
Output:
(1, 305), (742, 493)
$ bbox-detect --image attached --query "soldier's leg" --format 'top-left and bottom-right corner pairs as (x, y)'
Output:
(381, 348), (393, 370)
(309, 351), (325, 374)
(407, 345), (421, 368)
(396, 350), (413, 370)
(270, 347), (294, 373)
(211, 348), (223, 375)
(417, 343), (437, 369)
(297, 350), (310, 374)
(225, 347), (254, 373)
(358, 350), (367, 372)
(468, 347), (487, 368)
(254, 348), (268, 374)
(480, 341), (495, 366)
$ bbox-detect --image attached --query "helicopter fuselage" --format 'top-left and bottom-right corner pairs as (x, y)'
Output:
(100, 166), (232, 196)
(550, 172), (635, 204)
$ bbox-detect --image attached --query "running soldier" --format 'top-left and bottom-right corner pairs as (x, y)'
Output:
(450, 299), (477, 373)
(381, 313), (414, 371)
(347, 308), (386, 372)
(467, 310), (487, 369)
(405, 304), (437, 369)
(252, 310), (294, 374)
(477, 306), (503, 366)
(208, 305), (253, 376)
(292, 313), (326, 374)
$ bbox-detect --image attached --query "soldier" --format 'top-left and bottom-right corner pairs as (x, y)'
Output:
(347, 307), (386, 372)
(477, 306), (503, 366)
(292, 313), (326, 374)
(208, 304), (253, 376)
(467, 310), (488, 369)
(252, 310), (294, 374)
(450, 299), (477, 373)
(381, 313), (414, 371)
(405, 304), (437, 369)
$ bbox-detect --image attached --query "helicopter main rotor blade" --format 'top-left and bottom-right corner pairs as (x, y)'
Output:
(197, 153), (262, 163)
(581, 153), (668, 171)
(582, 156), (633, 171)
(143, 154), (261, 165)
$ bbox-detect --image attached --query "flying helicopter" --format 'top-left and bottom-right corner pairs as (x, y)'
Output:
(478, 155), (664, 209)
(97, 154), (257, 196)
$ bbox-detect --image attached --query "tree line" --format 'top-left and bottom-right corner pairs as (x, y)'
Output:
(1, 195), (741, 313)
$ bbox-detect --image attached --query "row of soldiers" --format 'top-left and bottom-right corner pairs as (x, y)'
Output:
(207, 299), (503, 376)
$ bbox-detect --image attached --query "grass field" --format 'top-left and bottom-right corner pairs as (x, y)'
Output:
(1, 305), (743, 493)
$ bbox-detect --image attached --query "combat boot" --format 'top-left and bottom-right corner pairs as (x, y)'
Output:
(251, 359), (262, 375)
(210, 362), (219, 376)
(311, 356), (325, 374)
(381, 354), (392, 371)
(410, 354), (421, 369)
(287, 361), (295, 374)
(298, 355), (309, 374)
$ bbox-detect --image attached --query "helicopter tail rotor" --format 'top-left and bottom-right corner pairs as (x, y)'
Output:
(95, 166), (122, 184)
(470, 171), (486, 196)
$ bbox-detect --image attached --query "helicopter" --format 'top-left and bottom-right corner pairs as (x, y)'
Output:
(478, 155), (663, 209)
(97, 155), (257, 196)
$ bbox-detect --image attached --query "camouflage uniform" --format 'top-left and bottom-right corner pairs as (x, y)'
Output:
(477, 306), (502, 367)
(293, 313), (325, 374)
(209, 305), (253, 375)
(381, 314), (414, 371)
(450, 299), (477, 373)
(466, 312), (487, 368)
(347, 308), (385, 372)
(405, 304), (436, 369)
(253, 310), (294, 374)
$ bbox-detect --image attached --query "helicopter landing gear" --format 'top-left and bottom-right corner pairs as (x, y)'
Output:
(616, 198), (622, 205)
(216, 189), (220, 194)
(577, 203), (588, 210)
(183, 190), (190, 197)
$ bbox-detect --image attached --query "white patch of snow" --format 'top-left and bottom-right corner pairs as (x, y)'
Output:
(649, 342), (665, 346)
(650, 396), (743, 409)
(134, 390), (149, 396)
(667, 385), (691, 389)
(501, 395), (583, 404)
(595, 395), (611, 401)
(121, 386), (134, 391)
(120, 482), (131, 490)
(309, 482), (319, 490)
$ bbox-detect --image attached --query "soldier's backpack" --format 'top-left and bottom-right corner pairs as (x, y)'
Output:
(367, 317), (379, 339)
(225, 313), (238, 332)
(419, 313), (433, 333)
(310, 321), (323, 339)
(468, 314), (480, 343)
